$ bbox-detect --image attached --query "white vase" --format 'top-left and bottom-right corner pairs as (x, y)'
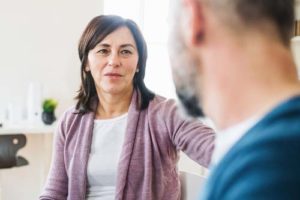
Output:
(27, 82), (43, 124)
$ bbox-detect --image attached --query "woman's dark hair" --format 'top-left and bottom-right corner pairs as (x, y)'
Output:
(75, 15), (154, 113)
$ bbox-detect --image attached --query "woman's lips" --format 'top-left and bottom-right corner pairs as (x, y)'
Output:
(104, 73), (123, 80)
(105, 73), (122, 77)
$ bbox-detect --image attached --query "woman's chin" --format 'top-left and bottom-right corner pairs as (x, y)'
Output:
(102, 87), (126, 95)
(98, 84), (133, 95)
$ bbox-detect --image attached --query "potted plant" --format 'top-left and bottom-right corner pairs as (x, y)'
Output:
(42, 98), (58, 125)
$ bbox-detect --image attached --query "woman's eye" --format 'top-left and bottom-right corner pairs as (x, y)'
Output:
(97, 49), (109, 54)
(121, 50), (132, 55)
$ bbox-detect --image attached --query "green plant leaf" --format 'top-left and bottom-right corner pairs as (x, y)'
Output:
(42, 98), (58, 113)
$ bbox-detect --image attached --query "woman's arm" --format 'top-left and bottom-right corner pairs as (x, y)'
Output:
(39, 113), (69, 200)
(162, 100), (215, 167)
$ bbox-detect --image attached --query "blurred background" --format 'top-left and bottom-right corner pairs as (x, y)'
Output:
(0, 0), (299, 199)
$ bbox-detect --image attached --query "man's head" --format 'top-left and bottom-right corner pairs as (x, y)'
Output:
(169, 0), (295, 119)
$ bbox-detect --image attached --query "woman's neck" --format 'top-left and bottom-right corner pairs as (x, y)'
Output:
(96, 87), (133, 119)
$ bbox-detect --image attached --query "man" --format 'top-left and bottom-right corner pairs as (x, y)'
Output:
(168, 0), (300, 199)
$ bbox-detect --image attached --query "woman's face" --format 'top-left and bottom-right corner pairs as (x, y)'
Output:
(87, 26), (139, 96)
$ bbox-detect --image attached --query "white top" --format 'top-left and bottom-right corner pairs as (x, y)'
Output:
(210, 115), (262, 168)
(86, 113), (128, 200)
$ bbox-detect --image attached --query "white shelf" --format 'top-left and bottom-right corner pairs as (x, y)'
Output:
(0, 122), (56, 135)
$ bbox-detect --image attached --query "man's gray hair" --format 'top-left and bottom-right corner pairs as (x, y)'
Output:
(205, 0), (295, 45)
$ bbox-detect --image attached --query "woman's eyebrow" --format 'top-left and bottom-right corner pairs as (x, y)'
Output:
(97, 43), (136, 49)
(97, 43), (110, 48)
(120, 44), (136, 49)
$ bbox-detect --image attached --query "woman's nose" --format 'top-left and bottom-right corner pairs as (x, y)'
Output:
(108, 53), (120, 67)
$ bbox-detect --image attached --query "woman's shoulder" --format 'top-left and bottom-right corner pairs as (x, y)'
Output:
(60, 106), (77, 120)
(151, 94), (176, 106)
(55, 105), (94, 136)
(148, 94), (178, 115)
(58, 105), (91, 127)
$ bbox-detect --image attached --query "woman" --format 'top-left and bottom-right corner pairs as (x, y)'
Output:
(39, 15), (214, 200)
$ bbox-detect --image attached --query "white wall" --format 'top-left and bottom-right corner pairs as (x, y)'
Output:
(0, 1), (299, 120)
(0, 0), (103, 119)
(0, 1), (103, 199)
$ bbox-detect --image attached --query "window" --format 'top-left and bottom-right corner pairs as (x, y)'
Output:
(103, 0), (176, 99)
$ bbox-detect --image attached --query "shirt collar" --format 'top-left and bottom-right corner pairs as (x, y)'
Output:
(210, 115), (262, 167)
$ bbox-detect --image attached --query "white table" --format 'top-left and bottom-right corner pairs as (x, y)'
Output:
(0, 123), (55, 135)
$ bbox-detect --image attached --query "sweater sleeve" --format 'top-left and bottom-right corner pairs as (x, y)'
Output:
(161, 99), (215, 168)
(39, 112), (69, 200)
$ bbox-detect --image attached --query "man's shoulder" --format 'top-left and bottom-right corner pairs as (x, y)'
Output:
(222, 121), (300, 169)
(221, 103), (300, 172)
(210, 129), (300, 199)
(206, 107), (300, 199)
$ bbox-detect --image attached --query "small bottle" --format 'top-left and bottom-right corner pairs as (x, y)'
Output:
(27, 82), (43, 125)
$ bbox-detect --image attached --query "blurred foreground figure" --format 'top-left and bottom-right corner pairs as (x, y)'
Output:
(169, 0), (300, 199)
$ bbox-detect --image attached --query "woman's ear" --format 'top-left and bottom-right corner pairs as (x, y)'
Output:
(85, 65), (90, 72)
(183, 0), (205, 45)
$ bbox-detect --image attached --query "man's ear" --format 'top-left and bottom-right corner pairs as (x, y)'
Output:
(183, 0), (205, 45)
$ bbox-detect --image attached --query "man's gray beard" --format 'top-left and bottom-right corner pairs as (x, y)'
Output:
(172, 56), (205, 118)
(169, 25), (205, 117)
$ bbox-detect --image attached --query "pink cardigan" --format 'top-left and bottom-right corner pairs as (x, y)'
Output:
(39, 91), (215, 200)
